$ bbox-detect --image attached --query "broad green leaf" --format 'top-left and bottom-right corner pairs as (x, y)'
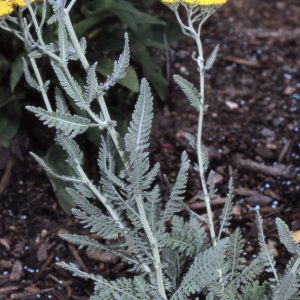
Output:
(0, 102), (21, 147)
(0, 86), (26, 109)
(10, 55), (24, 91)
(45, 144), (76, 214)
(135, 51), (168, 101)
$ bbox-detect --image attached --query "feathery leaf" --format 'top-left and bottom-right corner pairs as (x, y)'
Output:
(26, 106), (91, 137)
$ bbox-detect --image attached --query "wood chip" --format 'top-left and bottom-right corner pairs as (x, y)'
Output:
(10, 260), (23, 281)
(234, 187), (258, 197)
(225, 100), (239, 110)
(292, 231), (300, 244)
(11, 288), (53, 299)
(37, 244), (48, 262)
(224, 56), (261, 68)
(69, 245), (89, 273)
(244, 194), (273, 206)
(237, 158), (296, 179)
(0, 159), (15, 195)
(0, 285), (21, 295)
(278, 139), (292, 163)
(0, 238), (10, 251)
(188, 196), (226, 210)
(86, 251), (119, 264)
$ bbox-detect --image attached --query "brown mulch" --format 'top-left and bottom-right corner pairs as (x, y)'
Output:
(1, 0), (300, 298)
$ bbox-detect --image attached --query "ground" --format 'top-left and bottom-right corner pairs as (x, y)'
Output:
(0, 0), (300, 299)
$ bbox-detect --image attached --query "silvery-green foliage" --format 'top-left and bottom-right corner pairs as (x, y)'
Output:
(171, 238), (228, 300)
(160, 152), (190, 224)
(217, 178), (234, 240)
(99, 34), (130, 93)
(26, 106), (92, 137)
(173, 75), (202, 111)
(21, 1), (300, 299)
(160, 215), (207, 257)
(205, 45), (220, 71)
(22, 58), (39, 90)
(276, 218), (300, 256)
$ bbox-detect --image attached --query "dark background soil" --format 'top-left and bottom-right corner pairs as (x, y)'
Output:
(0, 0), (300, 299)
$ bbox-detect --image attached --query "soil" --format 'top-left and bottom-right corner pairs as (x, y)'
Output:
(1, 0), (300, 299)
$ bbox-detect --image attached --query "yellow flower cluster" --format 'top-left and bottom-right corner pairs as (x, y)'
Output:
(161, 0), (227, 5)
(0, 0), (31, 17)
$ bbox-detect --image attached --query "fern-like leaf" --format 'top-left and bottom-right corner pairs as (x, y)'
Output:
(161, 152), (190, 224)
(234, 254), (268, 286)
(100, 33), (130, 92)
(205, 44), (219, 70)
(238, 281), (271, 300)
(226, 228), (244, 282)
(272, 273), (299, 300)
(60, 234), (140, 267)
(218, 177), (234, 240)
(171, 238), (228, 299)
(51, 61), (86, 108)
(57, 262), (141, 300)
(22, 58), (39, 90)
(160, 215), (206, 257)
(174, 74), (202, 111)
(72, 209), (122, 240)
(92, 275), (151, 300)
(256, 212), (278, 280)
(26, 106), (91, 137)
(84, 62), (98, 105)
(209, 282), (237, 300)
(125, 78), (153, 153)
(55, 87), (70, 114)
(30, 152), (82, 183)
(276, 218), (300, 256)
(56, 134), (83, 164)
(144, 185), (162, 232)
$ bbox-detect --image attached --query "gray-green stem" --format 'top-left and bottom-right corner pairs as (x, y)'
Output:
(135, 193), (167, 299)
(174, 5), (217, 248)
(195, 37), (217, 247)
(30, 57), (53, 112)
(186, 8), (217, 247)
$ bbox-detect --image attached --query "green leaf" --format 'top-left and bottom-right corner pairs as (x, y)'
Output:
(10, 55), (24, 91)
(45, 144), (76, 214)
(135, 51), (168, 102)
(0, 53), (9, 81)
(0, 86), (26, 109)
(0, 102), (21, 147)
(97, 58), (139, 93)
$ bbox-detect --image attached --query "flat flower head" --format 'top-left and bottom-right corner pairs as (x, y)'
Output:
(0, 0), (34, 17)
(161, 0), (228, 6)
(0, 0), (14, 17)
(10, 0), (34, 6)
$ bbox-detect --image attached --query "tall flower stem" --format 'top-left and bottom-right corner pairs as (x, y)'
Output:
(195, 37), (217, 247)
(175, 7), (217, 247)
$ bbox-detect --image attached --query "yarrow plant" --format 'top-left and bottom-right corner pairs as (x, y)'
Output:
(1, 0), (300, 299)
